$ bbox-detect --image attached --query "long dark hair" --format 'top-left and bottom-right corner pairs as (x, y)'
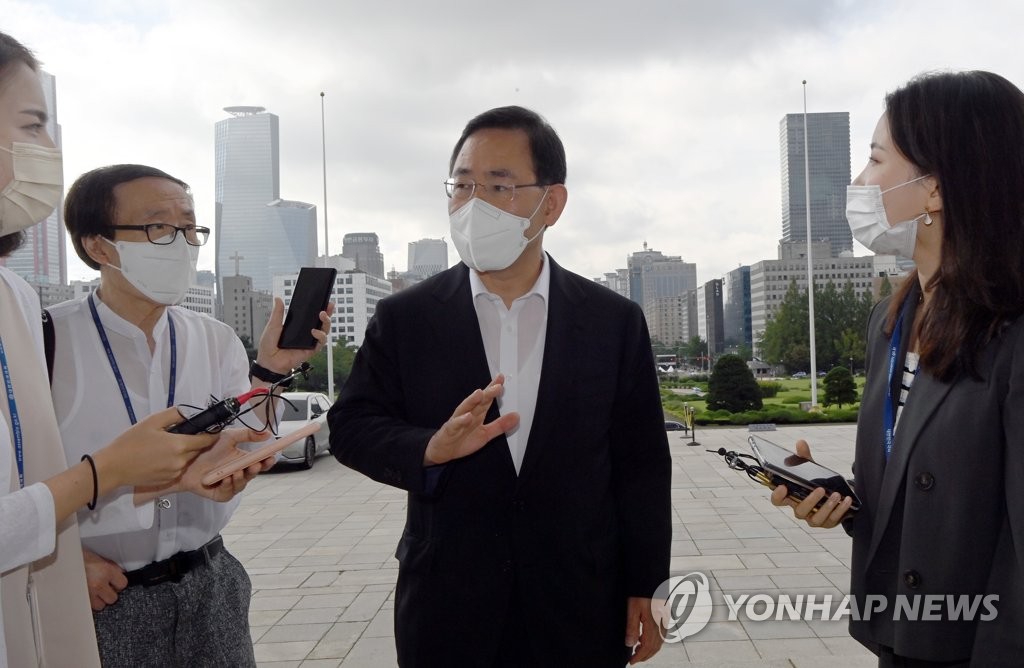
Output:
(884, 71), (1024, 381)
(0, 32), (40, 258)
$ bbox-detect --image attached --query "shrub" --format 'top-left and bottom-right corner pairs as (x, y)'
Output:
(707, 355), (763, 413)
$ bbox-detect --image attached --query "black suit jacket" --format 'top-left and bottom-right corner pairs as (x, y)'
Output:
(848, 286), (1024, 666)
(328, 257), (672, 667)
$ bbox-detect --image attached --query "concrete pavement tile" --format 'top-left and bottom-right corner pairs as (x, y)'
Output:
(279, 607), (343, 625)
(250, 595), (301, 611)
(250, 609), (287, 627)
(261, 623), (332, 643)
(769, 573), (834, 589)
(294, 593), (357, 610)
(766, 551), (843, 568)
(805, 617), (855, 638)
(301, 571), (342, 588)
(671, 555), (745, 572)
(790, 655), (875, 668)
(307, 621), (369, 660)
(338, 636), (397, 667)
(671, 539), (700, 556)
(250, 573), (312, 590)
(363, 583), (395, 593)
(299, 660), (343, 668)
(253, 640), (316, 662)
(740, 618), (814, 639)
(683, 639), (760, 662)
(335, 570), (398, 586)
(753, 637), (829, 658)
(339, 590), (390, 622)
(363, 609), (395, 638)
(821, 634), (874, 656)
(686, 621), (749, 642)
(725, 522), (782, 539)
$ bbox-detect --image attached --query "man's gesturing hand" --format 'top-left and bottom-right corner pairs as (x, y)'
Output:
(423, 375), (520, 466)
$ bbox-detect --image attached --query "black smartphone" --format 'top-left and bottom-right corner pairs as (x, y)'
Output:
(278, 267), (337, 349)
(748, 435), (861, 511)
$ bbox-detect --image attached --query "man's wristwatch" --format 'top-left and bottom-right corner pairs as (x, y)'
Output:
(249, 361), (293, 388)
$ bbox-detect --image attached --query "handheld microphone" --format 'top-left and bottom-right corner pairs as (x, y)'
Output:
(167, 388), (269, 435)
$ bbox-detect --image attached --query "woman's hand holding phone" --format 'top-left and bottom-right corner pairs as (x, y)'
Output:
(769, 440), (855, 529)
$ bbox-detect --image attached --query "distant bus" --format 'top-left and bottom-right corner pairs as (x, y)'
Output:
(655, 354), (678, 372)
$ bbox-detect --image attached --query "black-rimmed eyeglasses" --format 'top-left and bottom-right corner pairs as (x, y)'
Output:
(106, 223), (211, 246)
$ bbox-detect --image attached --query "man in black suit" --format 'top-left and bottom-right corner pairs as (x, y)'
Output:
(328, 106), (671, 667)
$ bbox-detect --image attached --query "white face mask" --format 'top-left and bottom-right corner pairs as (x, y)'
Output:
(104, 235), (199, 305)
(845, 175), (932, 259)
(449, 190), (548, 272)
(0, 142), (63, 236)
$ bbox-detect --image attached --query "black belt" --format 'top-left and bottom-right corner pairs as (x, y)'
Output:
(124, 536), (224, 587)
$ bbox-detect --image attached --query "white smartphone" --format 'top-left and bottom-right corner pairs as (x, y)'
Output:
(201, 422), (321, 486)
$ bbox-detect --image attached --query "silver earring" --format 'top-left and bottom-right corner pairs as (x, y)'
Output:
(922, 211), (933, 226)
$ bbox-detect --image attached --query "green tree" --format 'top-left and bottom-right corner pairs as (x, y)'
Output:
(878, 275), (893, 300)
(707, 354), (763, 413)
(823, 366), (858, 408)
(294, 340), (358, 397)
(760, 279), (874, 373)
(759, 280), (809, 373)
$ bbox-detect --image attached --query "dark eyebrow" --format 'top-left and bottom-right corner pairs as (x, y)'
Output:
(141, 206), (196, 222)
(20, 109), (48, 124)
(869, 142), (888, 152)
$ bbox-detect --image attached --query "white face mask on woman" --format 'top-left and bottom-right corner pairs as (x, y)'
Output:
(0, 142), (63, 235)
(845, 175), (931, 259)
(104, 235), (199, 305)
(449, 190), (548, 272)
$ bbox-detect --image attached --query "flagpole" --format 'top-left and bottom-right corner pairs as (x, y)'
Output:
(803, 80), (818, 406)
(321, 91), (335, 400)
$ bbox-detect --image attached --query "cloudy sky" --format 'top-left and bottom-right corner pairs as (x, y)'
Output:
(4, 0), (1022, 285)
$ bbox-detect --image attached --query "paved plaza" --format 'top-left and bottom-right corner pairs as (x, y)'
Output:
(225, 423), (876, 667)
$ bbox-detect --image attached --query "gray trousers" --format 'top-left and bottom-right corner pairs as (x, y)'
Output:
(93, 548), (255, 668)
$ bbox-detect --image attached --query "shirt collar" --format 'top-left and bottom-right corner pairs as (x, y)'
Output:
(90, 292), (170, 340)
(468, 252), (551, 306)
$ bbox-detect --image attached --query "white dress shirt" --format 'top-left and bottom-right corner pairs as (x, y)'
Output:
(48, 295), (253, 570)
(468, 255), (550, 474)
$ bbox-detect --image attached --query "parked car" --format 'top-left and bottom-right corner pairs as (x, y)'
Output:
(665, 420), (689, 433)
(791, 371), (808, 379)
(274, 391), (332, 469)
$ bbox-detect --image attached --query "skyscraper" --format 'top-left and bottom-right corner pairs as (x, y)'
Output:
(779, 112), (852, 258)
(342, 233), (385, 279)
(625, 243), (697, 308)
(1, 72), (65, 285)
(407, 238), (448, 278)
(723, 266), (752, 351)
(215, 106), (316, 295)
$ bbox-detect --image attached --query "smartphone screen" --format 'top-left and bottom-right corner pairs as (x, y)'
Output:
(278, 267), (337, 349)
(748, 435), (860, 509)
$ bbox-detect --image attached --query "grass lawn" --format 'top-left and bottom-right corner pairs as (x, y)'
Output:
(661, 376), (866, 425)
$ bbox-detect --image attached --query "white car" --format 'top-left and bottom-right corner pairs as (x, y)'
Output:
(273, 391), (332, 469)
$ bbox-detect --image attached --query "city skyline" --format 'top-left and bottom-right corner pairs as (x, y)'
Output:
(5, 0), (1020, 289)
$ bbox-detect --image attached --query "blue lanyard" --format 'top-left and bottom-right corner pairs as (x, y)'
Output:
(0, 334), (24, 487)
(88, 294), (177, 425)
(883, 296), (916, 460)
